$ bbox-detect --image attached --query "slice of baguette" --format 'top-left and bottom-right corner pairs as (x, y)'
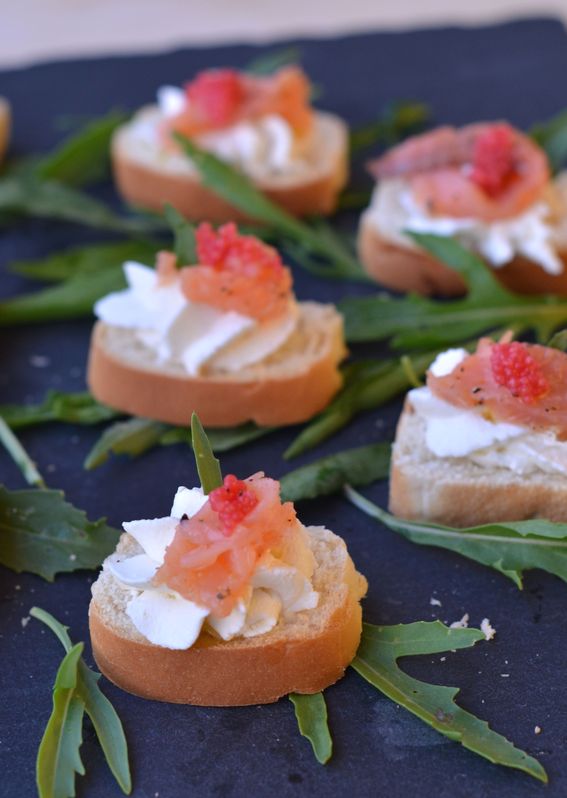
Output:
(87, 301), (346, 427)
(89, 525), (367, 706)
(390, 398), (567, 526)
(0, 98), (10, 163)
(358, 175), (567, 297)
(112, 110), (348, 221)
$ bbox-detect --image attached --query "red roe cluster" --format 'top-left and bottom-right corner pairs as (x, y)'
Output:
(185, 69), (244, 129)
(470, 124), (516, 197)
(181, 223), (293, 320)
(209, 474), (259, 536)
(490, 341), (549, 404)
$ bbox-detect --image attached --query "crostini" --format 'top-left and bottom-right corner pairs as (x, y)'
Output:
(112, 66), (348, 221)
(87, 222), (346, 426)
(358, 122), (567, 296)
(89, 441), (367, 705)
(390, 336), (567, 526)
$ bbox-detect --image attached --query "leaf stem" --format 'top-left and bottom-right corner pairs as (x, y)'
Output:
(0, 416), (45, 487)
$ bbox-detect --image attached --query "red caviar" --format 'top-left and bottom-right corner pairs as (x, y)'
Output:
(490, 341), (549, 404)
(181, 223), (293, 320)
(470, 124), (516, 197)
(185, 69), (244, 129)
(209, 474), (259, 535)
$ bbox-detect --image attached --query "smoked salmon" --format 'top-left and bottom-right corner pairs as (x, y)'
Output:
(428, 336), (567, 437)
(368, 122), (550, 222)
(155, 473), (298, 616)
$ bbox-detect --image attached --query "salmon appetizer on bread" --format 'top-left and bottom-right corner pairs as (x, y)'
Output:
(87, 222), (346, 426)
(112, 66), (348, 221)
(89, 426), (367, 706)
(358, 121), (567, 296)
(390, 335), (567, 526)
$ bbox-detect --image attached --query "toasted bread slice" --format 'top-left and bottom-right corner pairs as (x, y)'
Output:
(87, 301), (346, 427)
(358, 174), (567, 297)
(390, 398), (567, 526)
(0, 98), (10, 163)
(89, 525), (367, 706)
(112, 110), (348, 221)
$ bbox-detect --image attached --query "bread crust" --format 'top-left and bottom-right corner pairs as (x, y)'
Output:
(112, 111), (348, 221)
(0, 98), (10, 163)
(89, 530), (367, 706)
(87, 303), (346, 427)
(389, 399), (567, 525)
(358, 213), (567, 298)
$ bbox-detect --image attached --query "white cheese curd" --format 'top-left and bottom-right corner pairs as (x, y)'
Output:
(94, 261), (298, 375)
(409, 348), (567, 475)
(365, 179), (563, 275)
(101, 486), (320, 650)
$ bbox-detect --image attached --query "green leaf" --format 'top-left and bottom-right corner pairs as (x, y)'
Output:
(289, 692), (333, 764)
(36, 642), (86, 798)
(547, 327), (567, 351)
(163, 203), (197, 264)
(0, 486), (119, 580)
(353, 622), (547, 782)
(530, 109), (567, 173)
(349, 101), (430, 153)
(340, 234), (567, 348)
(0, 390), (118, 430)
(280, 442), (390, 502)
(36, 111), (127, 187)
(191, 413), (222, 494)
(285, 351), (439, 458)
(10, 239), (157, 283)
(172, 132), (366, 281)
(245, 47), (302, 75)
(32, 608), (132, 795)
(345, 486), (567, 588)
(162, 421), (275, 452)
(84, 418), (170, 470)
(0, 416), (45, 487)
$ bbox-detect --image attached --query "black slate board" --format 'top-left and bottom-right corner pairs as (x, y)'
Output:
(1, 17), (567, 798)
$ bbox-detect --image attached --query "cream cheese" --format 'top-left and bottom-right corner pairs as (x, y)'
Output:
(94, 261), (298, 375)
(103, 486), (319, 650)
(365, 178), (563, 275)
(409, 348), (567, 475)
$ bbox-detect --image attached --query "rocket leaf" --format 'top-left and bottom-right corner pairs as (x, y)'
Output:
(339, 234), (567, 348)
(353, 622), (547, 782)
(349, 101), (430, 153)
(163, 203), (197, 265)
(0, 390), (118, 429)
(345, 486), (567, 588)
(0, 485), (119, 579)
(289, 693), (333, 764)
(191, 413), (222, 493)
(83, 417), (170, 470)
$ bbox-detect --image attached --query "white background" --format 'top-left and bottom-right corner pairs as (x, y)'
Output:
(2, 0), (567, 68)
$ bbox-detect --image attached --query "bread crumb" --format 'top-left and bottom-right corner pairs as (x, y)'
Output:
(430, 597), (442, 606)
(450, 613), (469, 629)
(440, 656), (446, 662)
(534, 726), (542, 735)
(480, 618), (496, 640)
(21, 616), (30, 628)
(29, 355), (50, 368)
(501, 673), (510, 677)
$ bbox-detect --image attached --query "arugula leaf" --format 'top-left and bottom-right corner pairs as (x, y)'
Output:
(0, 416), (45, 487)
(349, 101), (430, 153)
(10, 239), (157, 282)
(245, 47), (301, 75)
(353, 622), (546, 782)
(345, 486), (567, 588)
(161, 421), (275, 451)
(285, 350), (439, 458)
(0, 391), (118, 430)
(547, 327), (567, 351)
(280, 442), (390, 502)
(36, 642), (86, 798)
(531, 109), (567, 173)
(0, 485), (119, 579)
(289, 693), (333, 764)
(163, 203), (197, 264)
(191, 413), (222, 493)
(84, 418), (170, 470)
(31, 608), (132, 795)
(36, 111), (126, 187)
(340, 234), (567, 348)
(172, 132), (366, 281)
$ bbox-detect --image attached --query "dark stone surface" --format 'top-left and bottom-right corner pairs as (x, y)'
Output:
(1, 17), (566, 798)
